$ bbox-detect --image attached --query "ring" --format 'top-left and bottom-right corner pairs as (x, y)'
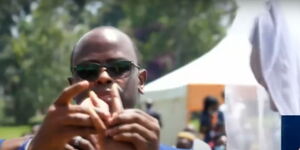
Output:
(73, 136), (82, 147)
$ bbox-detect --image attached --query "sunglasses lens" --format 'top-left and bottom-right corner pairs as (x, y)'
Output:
(75, 63), (99, 81)
(107, 61), (132, 77)
(74, 61), (136, 80)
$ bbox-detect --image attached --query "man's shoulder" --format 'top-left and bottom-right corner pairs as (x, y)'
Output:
(159, 144), (190, 150)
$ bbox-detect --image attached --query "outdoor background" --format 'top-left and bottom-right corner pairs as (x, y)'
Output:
(0, 0), (236, 138)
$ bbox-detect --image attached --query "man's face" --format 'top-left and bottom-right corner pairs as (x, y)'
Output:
(70, 28), (146, 108)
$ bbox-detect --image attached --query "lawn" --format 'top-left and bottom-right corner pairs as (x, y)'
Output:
(0, 125), (31, 139)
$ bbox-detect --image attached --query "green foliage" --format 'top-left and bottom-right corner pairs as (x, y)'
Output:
(0, 0), (236, 124)
(104, 0), (237, 79)
(0, 125), (31, 139)
(0, 0), (90, 124)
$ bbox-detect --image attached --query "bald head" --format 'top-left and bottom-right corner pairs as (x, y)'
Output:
(69, 26), (147, 108)
(71, 26), (138, 67)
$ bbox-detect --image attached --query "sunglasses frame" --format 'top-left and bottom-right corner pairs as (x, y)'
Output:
(72, 60), (141, 81)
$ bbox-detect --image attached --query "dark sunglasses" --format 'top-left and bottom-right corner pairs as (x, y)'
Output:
(73, 60), (140, 81)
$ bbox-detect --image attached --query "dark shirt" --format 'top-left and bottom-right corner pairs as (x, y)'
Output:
(147, 108), (163, 127)
(199, 111), (224, 142)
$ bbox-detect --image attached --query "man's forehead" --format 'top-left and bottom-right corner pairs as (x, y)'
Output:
(72, 27), (137, 64)
(77, 27), (121, 46)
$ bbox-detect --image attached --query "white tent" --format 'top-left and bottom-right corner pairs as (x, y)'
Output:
(142, 1), (281, 149)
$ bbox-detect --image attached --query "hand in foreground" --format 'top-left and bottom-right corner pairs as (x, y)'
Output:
(80, 83), (160, 150)
(29, 81), (106, 150)
(106, 109), (160, 150)
(79, 84), (135, 150)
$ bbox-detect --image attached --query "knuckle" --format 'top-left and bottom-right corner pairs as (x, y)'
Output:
(153, 118), (159, 125)
(152, 121), (160, 135)
(130, 123), (139, 132)
(148, 133), (158, 143)
(62, 87), (70, 93)
(81, 106), (90, 112)
(81, 139), (89, 145)
(47, 105), (57, 114)
(132, 132), (139, 139)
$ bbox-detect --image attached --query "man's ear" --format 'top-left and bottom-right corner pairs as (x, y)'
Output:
(138, 69), (147, 94)
(67, 77), (74, 85)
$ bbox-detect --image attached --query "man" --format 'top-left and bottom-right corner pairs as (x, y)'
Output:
(27, 26), (164, 150)
(1, 26), (184, 150)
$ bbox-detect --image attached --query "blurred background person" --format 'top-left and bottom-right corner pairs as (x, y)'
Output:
(176, 131), (195, 149)
(199, 96), (225, 149)
(145, 98), (163, 127)
(176, 125), (211, 150)
(176, 126), (198, 149)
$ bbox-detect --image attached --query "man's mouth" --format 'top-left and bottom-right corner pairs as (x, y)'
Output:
(91, 84), (123, 103)
(96, 90), (114, 102)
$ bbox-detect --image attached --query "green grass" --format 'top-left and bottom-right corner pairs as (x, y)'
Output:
(0, 125), (31, 139)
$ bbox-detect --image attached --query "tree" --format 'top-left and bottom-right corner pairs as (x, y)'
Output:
(0, 0), (91, 124)
(0, 0), (236, 124)
(100, 0), (236, 81)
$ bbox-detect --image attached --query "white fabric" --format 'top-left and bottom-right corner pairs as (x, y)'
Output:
(225, 85), (280, 150)
(143, 0), (295, 148)
(250, 0), (300, 115)
(192, 139), (211, 150)
(145, 34), (257, 92)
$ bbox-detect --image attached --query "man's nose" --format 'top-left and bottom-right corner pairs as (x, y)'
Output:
(96, 68), (113, 84)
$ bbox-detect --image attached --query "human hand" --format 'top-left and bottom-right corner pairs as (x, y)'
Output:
(65, 136), (96, 150)
(106, 109), (160, 150)
(29, 81), (106, 150)
(77, 83), (134, 150)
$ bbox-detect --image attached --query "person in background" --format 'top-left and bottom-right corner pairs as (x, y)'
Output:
(199, 96), (225, 149)
(145, 98), (163, 127)
(176, 126), (211, 150)
(176, 131), (196, 149)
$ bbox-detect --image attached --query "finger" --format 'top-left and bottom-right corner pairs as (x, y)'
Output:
(109, 109), (160, 131)
(94, 107), (110, 122)
(63, 126), (98, 138)
(89, 91), (110, 117)
(112, 132), (147, 150)
(61, 113), (94, 127)
(84, 135), (101, 150)
(106, 123), (157, 142)
(78, 96), (107, 135)
(70, 136), (95, 150)
(65, 144), (76, 150)
(80, 96), (109, 118)
(88, 91), (100, 107)
(86, 106), (107, 134)
(110, 83), (124, 114)
(55, 81), (90, 106)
